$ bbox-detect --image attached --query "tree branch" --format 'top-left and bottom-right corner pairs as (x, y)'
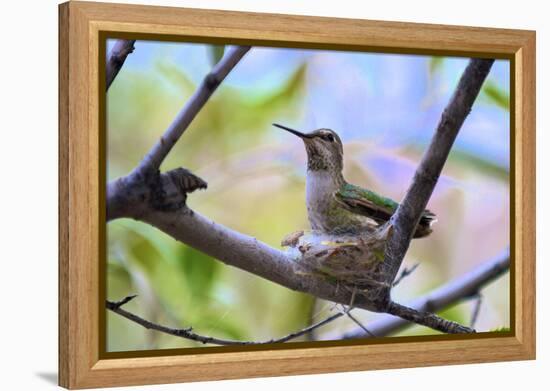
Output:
(107, 295), (344, 346)
(386, 301), (474, 333)
(134, 45), (251, 175)
(139, 208), (383, 312)
(380, 58), (495, 298)
(109, 247), (508, 344)
(340, 249), (509, 339)
(106, 167), (207, 221)
(137, 208), (496, 335)
(106, 39), (136, 90)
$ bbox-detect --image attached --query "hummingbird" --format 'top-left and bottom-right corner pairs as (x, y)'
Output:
(274, 124), (436, 238)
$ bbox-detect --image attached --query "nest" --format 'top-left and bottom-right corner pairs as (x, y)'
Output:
(282, 224), (394, 297)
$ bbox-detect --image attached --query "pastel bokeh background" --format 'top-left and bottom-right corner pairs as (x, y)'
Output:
(106, 40), (510, 352)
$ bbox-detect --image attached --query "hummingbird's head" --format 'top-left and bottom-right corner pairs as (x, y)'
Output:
(274, 124), (344, 173)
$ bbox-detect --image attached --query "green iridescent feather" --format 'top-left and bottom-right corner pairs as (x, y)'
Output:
(337, 183), (398, 211)
(334, 182), (436, 238)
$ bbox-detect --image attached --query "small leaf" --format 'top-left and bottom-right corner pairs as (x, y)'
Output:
(481, 80), (510, 110)
(373, 249), (385, 262)
(126, 231), (164, 274)
(490, 326), (511, 332)
(155, 61), (196, 94)
(448, 148), (509, 181)
(248, 63), (307, 110)
(209, 45), (225, 66)
(177, 245), (220, 302)
(406, 144), (509, 181)
(429, 57), (444, 76)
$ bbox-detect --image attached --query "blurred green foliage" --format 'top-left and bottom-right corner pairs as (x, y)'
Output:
(481, 80), (510, 110)
(429, 56), (445, 75)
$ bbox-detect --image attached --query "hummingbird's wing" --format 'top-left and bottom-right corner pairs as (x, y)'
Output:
(334, 183), (398, 224)
(334, 183), (436, 238)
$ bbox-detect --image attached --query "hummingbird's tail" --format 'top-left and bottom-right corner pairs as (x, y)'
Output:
(414, 210), (437, 238)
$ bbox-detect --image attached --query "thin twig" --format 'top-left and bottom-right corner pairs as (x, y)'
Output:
(106, 39), (136, 90)
(341, 288), (376, 337)
(340, 249), (509, 339)
(106, 295), (344, 346)
(108, 294), (138, 309)
(393, 263), (420, 286)
(387, 301), (474, 333)
(470, 293), (483, 328)
(382, 59), (495, 290)
(135, 46), (251, 174)
(305, 298), (320, 341)
(344, 308), (376, 337)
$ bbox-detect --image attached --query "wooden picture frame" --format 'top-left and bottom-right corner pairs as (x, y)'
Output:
(59, 1), (536, 389)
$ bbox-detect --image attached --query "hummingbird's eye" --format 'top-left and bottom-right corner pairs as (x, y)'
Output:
(324, 134), (335, 142)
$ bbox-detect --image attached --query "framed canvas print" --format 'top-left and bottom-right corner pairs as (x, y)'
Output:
(58, 1), (536, 389)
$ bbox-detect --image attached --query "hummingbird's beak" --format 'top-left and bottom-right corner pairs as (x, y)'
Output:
(273, 123), (313, 139)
